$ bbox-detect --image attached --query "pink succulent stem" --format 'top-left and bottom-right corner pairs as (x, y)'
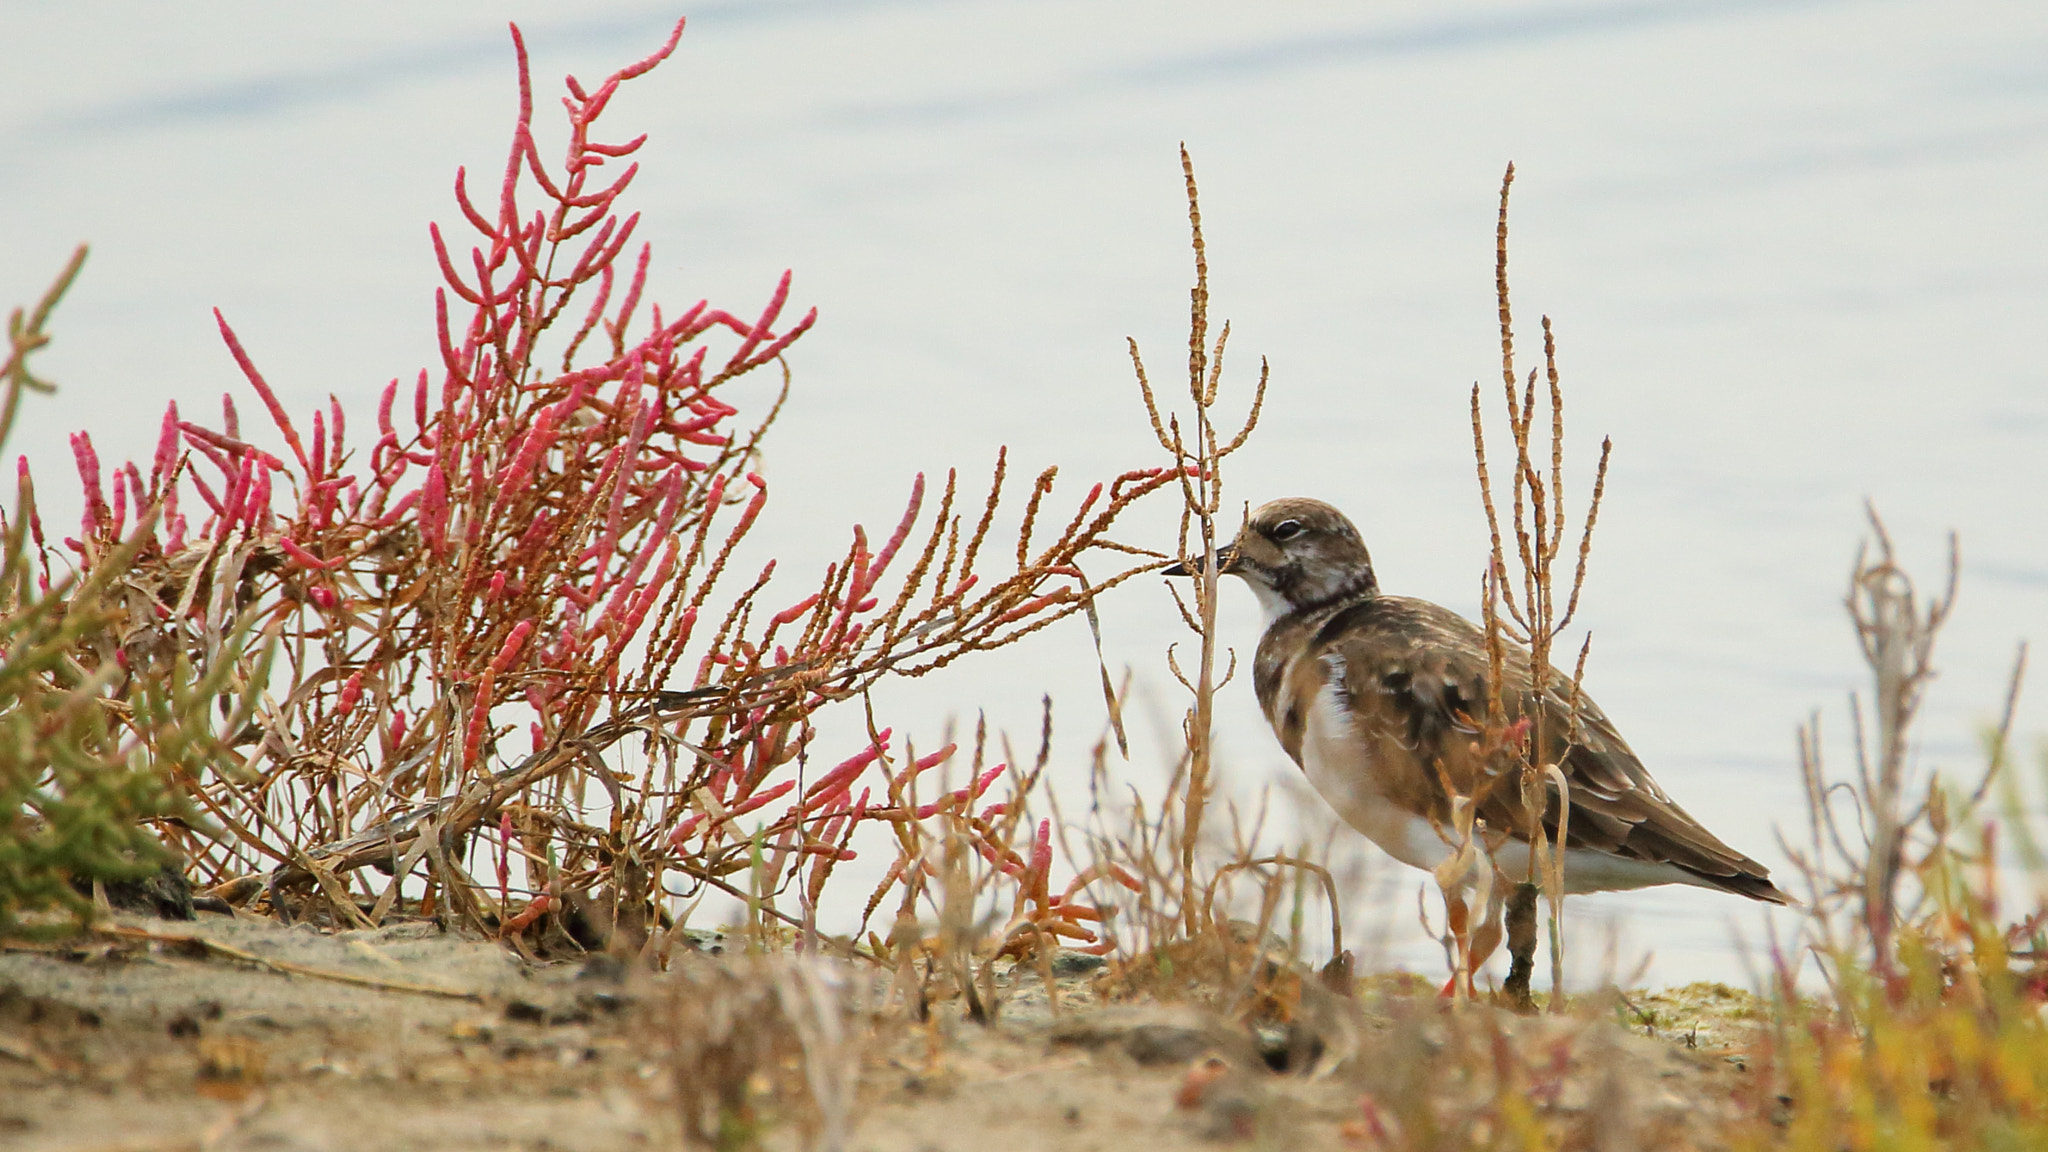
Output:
(214, 459), (250, 542)
(151, 403), (181, 490)
(462, 620), (535, 771)
(666, 777), (798, 849)
(590, 462), (677, 631)
(429, 223), (485, 305)
(249, 457), (274, 532)
(178, 422), (283, 469)
(69, 432), (108, 537)
(584, 137), (646, 159)
(488, 405), (559, 515)
(607, 16), (686, 83)
(914, 763), (1005, 819)
(772, 593), (820, 627)
(278, 538), (339, 570)
(213, 310), (310, 474)
(376, 489), (420, 526)
(452, 167), (495, 236)
(435, 291), (475, 392)
(998, 590), (1072, 625)
(817, 807), (852, 848)
(720, 270), (789, 370)
(309, 410), (326, 491)
(108, 469), (126, 539)
(419, 463), (449, 552)
(337, 671), (364, 715)
(602, 537), (677, 651)
(907, 744), (957, 779)
(799, 734), (892, 811)
(181, 440), (234, 487)
(1029, 819), (1053, 908)
(613, 244), (652, 341)
(188, 471), (222, 515)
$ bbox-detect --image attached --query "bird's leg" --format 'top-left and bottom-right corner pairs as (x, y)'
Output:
(1438, 884), (1510, 999)
(1437, 890), (1471, 1000)
(1500, 881), (1540, 1012)
(1468, 879), (1506, 973)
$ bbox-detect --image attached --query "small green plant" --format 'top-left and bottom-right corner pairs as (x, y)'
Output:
(0, 248), (263, 937)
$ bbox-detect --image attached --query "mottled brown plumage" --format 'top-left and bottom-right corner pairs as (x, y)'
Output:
(1179, 497), (1788, 904)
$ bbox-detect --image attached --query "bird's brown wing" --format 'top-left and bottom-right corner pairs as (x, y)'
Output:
(1316, 596), (1789, 903)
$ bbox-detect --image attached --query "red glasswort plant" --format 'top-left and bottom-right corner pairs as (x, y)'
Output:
(31, 20), (1177, 956)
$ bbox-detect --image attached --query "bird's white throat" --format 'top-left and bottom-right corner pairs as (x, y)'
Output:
(1242, 576), (1294, 629)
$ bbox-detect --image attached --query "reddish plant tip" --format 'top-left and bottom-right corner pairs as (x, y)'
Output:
(337, 671), (364, 715)
(69, 431), (108, 536)
(491, 621), (536, 674)
(212, 309), (309, 474)
(279, 538), (336, 571)
(151, 402), (182, 488)
(798, 734), (893, 810)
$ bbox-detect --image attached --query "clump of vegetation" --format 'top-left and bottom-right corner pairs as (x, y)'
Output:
(6, 20), (1178, 961)
(1732, 517), (2043, 1149)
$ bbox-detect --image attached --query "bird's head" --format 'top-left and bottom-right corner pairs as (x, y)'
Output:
(1165, 497), (1379, 623)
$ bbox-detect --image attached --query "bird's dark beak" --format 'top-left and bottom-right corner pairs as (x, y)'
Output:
(1164, 544), (1238, 578)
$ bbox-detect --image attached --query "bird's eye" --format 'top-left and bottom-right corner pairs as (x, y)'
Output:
(1270, 519), (1304, 542)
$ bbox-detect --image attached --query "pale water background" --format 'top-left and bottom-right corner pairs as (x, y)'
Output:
(4, 0), (2045, 988)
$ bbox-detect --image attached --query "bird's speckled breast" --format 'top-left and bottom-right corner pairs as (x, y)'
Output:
(1254, 599), (1457, 872)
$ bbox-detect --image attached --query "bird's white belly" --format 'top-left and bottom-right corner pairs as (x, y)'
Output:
(1296, 687), (1454, 874)
(1295, 684), (1713, 895)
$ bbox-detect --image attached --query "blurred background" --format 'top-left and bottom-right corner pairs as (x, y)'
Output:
(4, 0), (2044, 985)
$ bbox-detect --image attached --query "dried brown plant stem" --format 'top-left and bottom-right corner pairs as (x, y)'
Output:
(1850, 507), (1956, 973)
(1776, 505), (2021, 997)
(1469, 163), (1611, 1009)
(1131, 144), (1266, 942)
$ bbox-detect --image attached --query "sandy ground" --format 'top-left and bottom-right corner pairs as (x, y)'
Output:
(0, 911), (1767, 1151)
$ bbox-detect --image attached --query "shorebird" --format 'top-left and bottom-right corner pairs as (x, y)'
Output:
(1168, 497), (1790, 997)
